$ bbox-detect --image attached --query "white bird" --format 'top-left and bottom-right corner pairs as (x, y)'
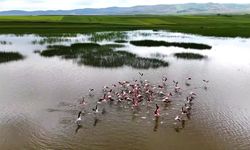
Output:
(139, 72), (143, 76)
(189, 91), (196, 96)
(75, 111), (82, 125)
(175, 115), (181, 121)
(203, 80), (209, 83)
(162, 96), (171, 103)
(92, 104), (99, 113)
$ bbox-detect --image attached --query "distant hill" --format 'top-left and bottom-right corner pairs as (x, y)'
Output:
(1, 3), (250, 15)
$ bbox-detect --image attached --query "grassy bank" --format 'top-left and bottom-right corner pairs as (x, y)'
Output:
(0, 15), (250, 37)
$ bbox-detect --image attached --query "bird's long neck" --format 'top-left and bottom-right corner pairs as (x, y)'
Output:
(78, 112), (81, 118)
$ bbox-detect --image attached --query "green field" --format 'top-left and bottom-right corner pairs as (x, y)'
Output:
(0, 15), (250, 37)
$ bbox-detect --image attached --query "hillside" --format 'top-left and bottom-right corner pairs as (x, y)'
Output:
(0, 3), (250, 15)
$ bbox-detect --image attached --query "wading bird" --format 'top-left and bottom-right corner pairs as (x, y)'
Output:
(75, 111), (82, 125)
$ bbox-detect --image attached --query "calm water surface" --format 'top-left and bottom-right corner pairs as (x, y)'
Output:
(0, 30), (250, 150)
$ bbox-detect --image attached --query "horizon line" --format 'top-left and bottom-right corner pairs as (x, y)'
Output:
(1, 2), (250, 12)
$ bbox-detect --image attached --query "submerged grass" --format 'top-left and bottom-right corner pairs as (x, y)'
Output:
(40, 42), (168, 69)
(0, 51), (24, 63)
(130, 40), (212, 50)
(89, 32), (128, 42)
(150, 53), (167, 58)
(33, 50), (41, 54)
(0, 41), (12, 45)
(174, 52), (206, 60)
(114, 40), (128, 43)
(32, 37), (71, 45)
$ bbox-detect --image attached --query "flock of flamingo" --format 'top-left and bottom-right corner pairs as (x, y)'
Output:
(74, 72), (209, 132)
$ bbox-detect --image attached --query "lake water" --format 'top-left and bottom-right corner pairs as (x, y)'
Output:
(0, 30), (250, 150)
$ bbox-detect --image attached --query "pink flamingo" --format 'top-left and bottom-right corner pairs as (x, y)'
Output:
(154, 104), (160, 117)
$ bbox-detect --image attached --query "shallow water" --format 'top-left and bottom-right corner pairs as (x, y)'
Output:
(0, 30), (250, 150)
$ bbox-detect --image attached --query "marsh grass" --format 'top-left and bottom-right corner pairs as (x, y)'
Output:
(130, 40), (212, 50)
(33, 50), (41, 54)
(32, 37), (71, 45)
(40, 43), (168, 69)
(138, 32), (152, 37)
(174, 52), (206, 60)
(0, 51), (24, 63)
(114, 40), (128, 43)
(0, 41), (12, 45)
(150, 53), (167, 58)
(89, 32), (128, 42)
(1, 15), (250, 37)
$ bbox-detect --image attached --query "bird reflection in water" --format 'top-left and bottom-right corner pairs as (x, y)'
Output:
(93, 116), (99, 127)
(153, 117), (159, 132)
(75, 124), (82, 134)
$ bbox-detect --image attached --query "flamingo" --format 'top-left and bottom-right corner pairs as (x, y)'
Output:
(162, 76), (167, 82)
(181, 107), (188, 114)
(185, 103), (191, 111)
(154, 104), (160, 117)
(80, 97), (86, 105)
(164, 96), (171, 103)
(92, 105), (99, 113)
(139, 72), (143, 77)
(175, 86), (181, 93)
(75, 111), (82, 125)
(203, 80), (209, 83)
(89, 88), (94, 96)
(175, 115), (181, 122)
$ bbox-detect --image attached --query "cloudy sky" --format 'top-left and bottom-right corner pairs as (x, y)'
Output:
(0, 0), (249, 11)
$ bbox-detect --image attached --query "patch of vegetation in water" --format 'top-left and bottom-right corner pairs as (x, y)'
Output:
(33, 50), (41, 54)
(129, 57), (168, 69)
(89, 32), (128, 42)
(0, 51), (24, 63)
(150, 53), (167, 58)
(138, 32), (152, 37)
(40, 43), (168, 69)
(174, 52), (206, 60)
(0, 41), (12, 45)
(114, 40), (128, 43)
(130, 40), (212, 50)
(32, 37), (71, 45)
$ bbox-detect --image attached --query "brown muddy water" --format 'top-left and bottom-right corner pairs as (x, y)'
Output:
(0, 30), (250, 150)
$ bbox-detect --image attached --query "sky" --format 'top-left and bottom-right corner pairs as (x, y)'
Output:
(0, 0), (250, 11)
